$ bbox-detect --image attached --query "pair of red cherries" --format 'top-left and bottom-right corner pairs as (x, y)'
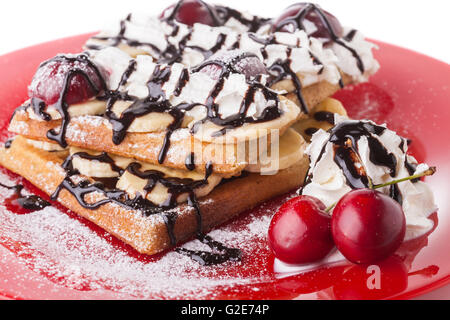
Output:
(268, 166), (435, 265)
(268, 189), (406, 265)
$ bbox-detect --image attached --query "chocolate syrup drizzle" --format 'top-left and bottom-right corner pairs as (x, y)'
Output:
(266, 48), (309, 114)
(4, 139), (13, 149)
(89, 14), (163, 55)
(328, 121), (396, 188)
(70, 151), (124, 176)
(303, 120), (406, 204)
(265, 3), (365, 114)
(185, 152), (196, 171)
(190, 52), (281, 136)
(405, 158), (420, 183)
(304, 127), (318, 136)
(313, 111), (335, 124)
(215, 5), (271, 33)
(160, 1), (270, 65)
(0, 182), (51, 212)
(53, 154), (242, 265)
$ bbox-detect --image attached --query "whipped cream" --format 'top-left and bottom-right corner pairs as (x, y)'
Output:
(85, 5), (379, 88)
(331, 27), (380, 82)
(302, 117), (437, 240)
(88, 47), (298, 141)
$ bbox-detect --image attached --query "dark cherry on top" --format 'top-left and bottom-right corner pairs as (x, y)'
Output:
(272, 2), (343, 42)
(29, 55), (106, 107)
(160, 0), (223, 27)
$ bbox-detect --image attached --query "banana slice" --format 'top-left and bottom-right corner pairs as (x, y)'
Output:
(116, 162), (222, 206)
(192, 96), (300, 144)
(110, 100), (176, 133)
(28, 99), (107, 121)
(291, 117), (328, 140)
(246, 128), (306, 174)
(311, 97), (348, 116)
(26, 138), (67, 151)
(69, 147), (133, 178)
(292, 97), (348, 141)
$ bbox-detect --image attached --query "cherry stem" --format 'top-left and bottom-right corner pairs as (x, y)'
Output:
(325, 203), (335, 213)
(324, 167), (436, 214)
(373, 167), (436, 189)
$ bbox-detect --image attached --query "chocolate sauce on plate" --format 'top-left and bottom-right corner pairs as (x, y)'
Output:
(0, 182), (51, 213)
(176, 234), (242, 266)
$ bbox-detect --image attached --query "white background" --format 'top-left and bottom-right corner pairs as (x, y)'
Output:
(0, 0), (448, 299)
(0, 0), (448, 63)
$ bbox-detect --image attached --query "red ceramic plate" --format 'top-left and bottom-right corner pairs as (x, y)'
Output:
(0, 34), (448, 300)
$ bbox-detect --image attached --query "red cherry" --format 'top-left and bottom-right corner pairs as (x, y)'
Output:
(199, 50), (268, 80)
(273, 3), (343, 42)
(268, 195), (334, 264)
(331, 189), (406, 264)
(28, 55), (105, 106)
(161, 0), (221, 27)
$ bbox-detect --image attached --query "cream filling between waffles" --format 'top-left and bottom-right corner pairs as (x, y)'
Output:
(68, 146), (222, 206)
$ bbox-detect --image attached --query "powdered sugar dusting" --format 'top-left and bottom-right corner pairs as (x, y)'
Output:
(0, 170), (281, 299)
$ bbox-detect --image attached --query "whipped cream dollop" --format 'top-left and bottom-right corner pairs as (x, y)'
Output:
(302, 117), (437, 240)
(331, 27), (380, 82)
